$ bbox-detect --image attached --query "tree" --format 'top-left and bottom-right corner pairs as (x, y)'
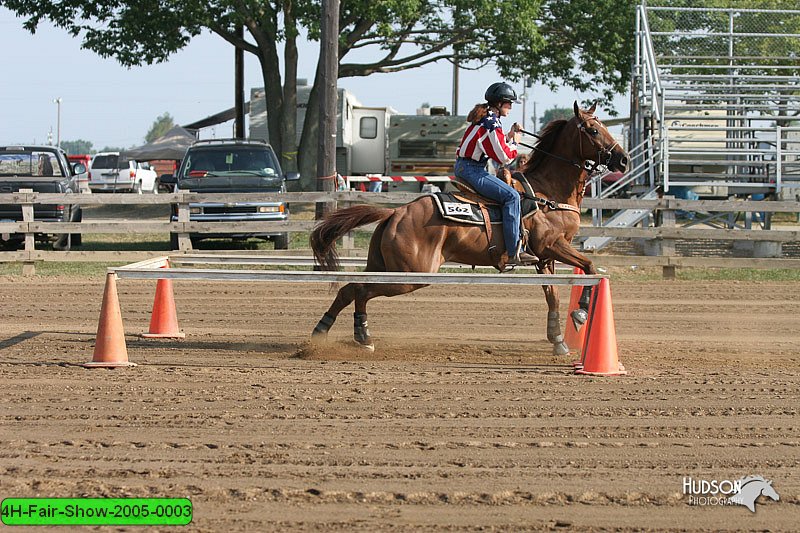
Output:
(2, 0), (636, 190)
(145, 112), (175, 143)
(538, 106), (572, 129)
(59, 139), (93, 155)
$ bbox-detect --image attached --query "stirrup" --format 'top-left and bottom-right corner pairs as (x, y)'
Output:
(506, 251), (539, 266)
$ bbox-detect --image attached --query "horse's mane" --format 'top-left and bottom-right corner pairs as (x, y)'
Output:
(739, 475), (767, 486)
(518, 119), (569, 175)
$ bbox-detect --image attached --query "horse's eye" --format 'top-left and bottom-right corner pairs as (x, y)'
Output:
(588, 128), (599, 136)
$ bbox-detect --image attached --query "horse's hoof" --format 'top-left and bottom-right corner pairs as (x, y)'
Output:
(352, 340), (375, 352)
(552, 341), (570, 356)
(570, 308), (588, 329)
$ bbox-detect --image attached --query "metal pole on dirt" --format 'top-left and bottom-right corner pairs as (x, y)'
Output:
(316, 0), (339, 222)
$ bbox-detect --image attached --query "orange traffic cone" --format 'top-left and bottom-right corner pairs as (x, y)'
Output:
(575, 278), (626, 376)
(142, 272), (185, 338)
(83, 273), (136, 368)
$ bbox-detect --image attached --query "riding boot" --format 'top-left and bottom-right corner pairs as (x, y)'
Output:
(506, 236), (539, 266)
(506, 250), (539, 266)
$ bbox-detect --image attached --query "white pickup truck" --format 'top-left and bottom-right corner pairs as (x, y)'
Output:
(88, 152), (158, 193)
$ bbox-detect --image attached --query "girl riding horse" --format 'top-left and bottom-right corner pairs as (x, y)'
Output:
(310, 101), (629, 354)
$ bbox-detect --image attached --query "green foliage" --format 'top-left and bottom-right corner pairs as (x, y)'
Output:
(539, 106), (573, 128)
(145, 112), (175, 143)
(98, 146), (126, 152)
(3, 0), (636, 105)
(3, 0), (637, 185)
(59, 139), (94, 155)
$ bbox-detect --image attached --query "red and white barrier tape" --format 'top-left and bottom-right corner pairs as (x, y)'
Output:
(343, 175), (455, 182)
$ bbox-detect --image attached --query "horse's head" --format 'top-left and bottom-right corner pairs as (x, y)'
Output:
(571, 101), (629, 173)
(760, 480), (780, 502)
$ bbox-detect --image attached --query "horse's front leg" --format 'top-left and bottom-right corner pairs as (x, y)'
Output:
(540, 261), (569, 356)
(546, 237), (597, 330)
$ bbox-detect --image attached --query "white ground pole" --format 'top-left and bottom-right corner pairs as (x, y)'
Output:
(110, 255), (605, 287)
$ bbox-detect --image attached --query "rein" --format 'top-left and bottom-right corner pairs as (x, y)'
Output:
(520, 122), (617, 175)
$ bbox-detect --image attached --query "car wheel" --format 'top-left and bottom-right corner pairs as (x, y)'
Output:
(53, 233), (71, 252)
(273, 233), (289, 250)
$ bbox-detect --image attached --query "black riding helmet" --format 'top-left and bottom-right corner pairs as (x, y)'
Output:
(485, 82), (520, 105)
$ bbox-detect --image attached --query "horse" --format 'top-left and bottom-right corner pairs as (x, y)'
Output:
(310, 101), (629, 353)
(730, 476), (780, 512)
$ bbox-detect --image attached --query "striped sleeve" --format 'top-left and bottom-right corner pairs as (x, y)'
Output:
(480, 128), (517, 165)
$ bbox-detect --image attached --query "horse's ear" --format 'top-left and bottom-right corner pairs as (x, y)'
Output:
(573, 101), (580, 117)
(588, 101), (597, 114)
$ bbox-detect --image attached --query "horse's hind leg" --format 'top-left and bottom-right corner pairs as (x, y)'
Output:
(311, 283), (358, 341)
(351, 283), (428, 351)
(541, 263), (569, 356)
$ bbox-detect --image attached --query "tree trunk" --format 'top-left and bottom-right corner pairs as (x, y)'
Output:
(259, 41), (284, 162)
(317, 0), (339, 218)
(298, 70), (321, 192)
(281, 2), (299, 175)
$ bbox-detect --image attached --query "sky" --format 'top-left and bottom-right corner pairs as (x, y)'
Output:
(0, 7), (629, 151)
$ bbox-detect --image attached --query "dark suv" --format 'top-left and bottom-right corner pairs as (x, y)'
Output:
(162, 139), (299, 249)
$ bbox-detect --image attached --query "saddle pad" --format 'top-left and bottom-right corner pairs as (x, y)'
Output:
(431, 192), (502, 225)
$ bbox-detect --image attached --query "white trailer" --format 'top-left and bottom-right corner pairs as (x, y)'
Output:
(249, 84), (467, 191)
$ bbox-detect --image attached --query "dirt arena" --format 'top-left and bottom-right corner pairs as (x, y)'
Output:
(1, 272), (798, 531)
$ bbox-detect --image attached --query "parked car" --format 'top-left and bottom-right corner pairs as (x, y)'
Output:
(67, 154), (92, 193)
(89, 151), (158, 193)
(160, 139), (299, 249)
(0, 145), (83, 250)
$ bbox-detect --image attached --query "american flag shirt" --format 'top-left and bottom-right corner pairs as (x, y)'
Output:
(456, 112), (518, 165)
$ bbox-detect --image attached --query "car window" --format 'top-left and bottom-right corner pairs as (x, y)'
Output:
(0, 151), (64, 177)
(182, 147), (279, 177)
(91, 154), (119, 169)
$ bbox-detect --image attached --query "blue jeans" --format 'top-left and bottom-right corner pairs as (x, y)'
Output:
(454, 157), (521, 256)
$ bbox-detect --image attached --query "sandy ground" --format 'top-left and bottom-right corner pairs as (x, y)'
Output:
(0, 273), (799, 531)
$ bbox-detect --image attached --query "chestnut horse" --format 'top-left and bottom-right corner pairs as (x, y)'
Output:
(310, 102), (629, 353)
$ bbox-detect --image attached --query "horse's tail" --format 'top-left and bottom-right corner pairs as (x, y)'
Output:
(310, 204), (395, 270)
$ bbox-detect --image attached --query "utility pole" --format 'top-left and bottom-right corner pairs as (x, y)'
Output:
(234, 26), (245, 139)
(316, 0), (339, 221)
(53, 98), (62, 148)
(452, 53), (459, 115)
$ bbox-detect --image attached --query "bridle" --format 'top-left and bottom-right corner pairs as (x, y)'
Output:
(576, 115), (620, 174)
(519, 115), (619, 176)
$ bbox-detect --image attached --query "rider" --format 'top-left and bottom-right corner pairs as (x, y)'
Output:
(454, 82), (538, 266)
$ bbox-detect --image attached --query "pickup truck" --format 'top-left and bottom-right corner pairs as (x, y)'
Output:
(161, 139), (299, 250)
(0, 145), (83, 251)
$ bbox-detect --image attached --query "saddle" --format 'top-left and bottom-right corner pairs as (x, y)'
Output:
(430, 171), (541, 270)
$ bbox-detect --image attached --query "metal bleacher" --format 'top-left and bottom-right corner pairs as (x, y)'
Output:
(585, 3), (800, 251)
(630, 4), (800, 197)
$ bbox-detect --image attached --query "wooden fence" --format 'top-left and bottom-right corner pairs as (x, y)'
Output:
(1, 191), (799, 276)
